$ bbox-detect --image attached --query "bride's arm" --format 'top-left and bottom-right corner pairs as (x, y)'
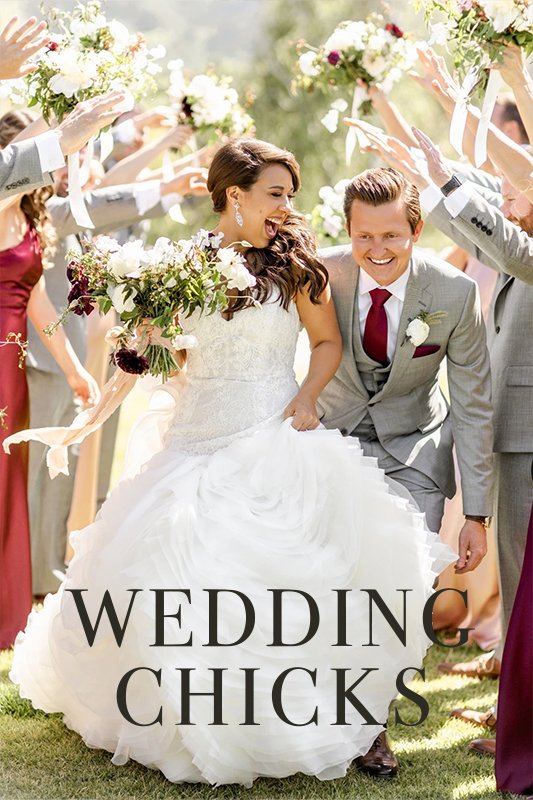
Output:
(283, 284), (342, 431)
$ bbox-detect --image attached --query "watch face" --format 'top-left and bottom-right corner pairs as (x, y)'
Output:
(442, 175), (462, 196)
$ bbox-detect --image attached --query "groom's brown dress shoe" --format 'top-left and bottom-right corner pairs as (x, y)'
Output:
(438, 654), (500, 679)
(354, 732), (399, 778)
(468, 737), (496, 757)
(450, 708), (497, 730)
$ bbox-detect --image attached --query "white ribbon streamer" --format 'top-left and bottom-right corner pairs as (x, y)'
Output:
(77, 136), (94, 186)
(67, 151), (94, 229)
(162, 150), (186, 223)
(98, 128), (114, 163)
(475, 69), (503, 168)
(345, 85), (367, 166)
(449, 66), (479, 157)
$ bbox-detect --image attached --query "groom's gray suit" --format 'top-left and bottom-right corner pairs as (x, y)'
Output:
(318, 247), (494, 532)
(425, 177), (533, 630)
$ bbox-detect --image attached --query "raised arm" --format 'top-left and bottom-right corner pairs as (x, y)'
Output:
(420, 47), (533, 199)
(493, 44), (533, 146)
(98, 125), (193, 188)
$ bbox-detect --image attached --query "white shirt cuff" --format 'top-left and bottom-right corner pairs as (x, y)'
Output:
(419, 183), (443, 214)
(135, 181), (161, 216)
(34, 131), (65, 173)
(161, 192), (182, 213)
(443, 182), (474, 218)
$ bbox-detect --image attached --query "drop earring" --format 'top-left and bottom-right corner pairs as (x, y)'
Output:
(234, 201), (243, 227)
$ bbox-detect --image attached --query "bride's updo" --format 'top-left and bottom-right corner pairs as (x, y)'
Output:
(208, 139), (328, 312)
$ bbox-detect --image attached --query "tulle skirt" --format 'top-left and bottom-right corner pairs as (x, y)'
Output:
(11, 418), (454, 786)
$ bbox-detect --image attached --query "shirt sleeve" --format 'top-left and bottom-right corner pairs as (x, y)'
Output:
(34, 131), (65, 173)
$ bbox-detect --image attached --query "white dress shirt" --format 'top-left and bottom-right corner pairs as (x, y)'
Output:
(357, 266), (411, 362)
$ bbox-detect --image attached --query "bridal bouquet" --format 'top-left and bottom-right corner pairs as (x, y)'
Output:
(310, 180), (350, 243)
(293, 14), (418, 119)
(49, 232), (256, 380)
(168, 60), (255, 139)
(419, 0), (533, 93)
(25, 0), (164, 122)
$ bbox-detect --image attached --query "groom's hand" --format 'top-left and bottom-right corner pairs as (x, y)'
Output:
(454, 520), (488, 574)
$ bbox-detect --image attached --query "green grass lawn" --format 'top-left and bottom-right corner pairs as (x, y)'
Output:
(0, 641), (518, 800)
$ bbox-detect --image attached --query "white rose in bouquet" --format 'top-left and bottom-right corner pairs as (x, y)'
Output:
(108, 241), (147, 280)
(107, 284), (137, 314)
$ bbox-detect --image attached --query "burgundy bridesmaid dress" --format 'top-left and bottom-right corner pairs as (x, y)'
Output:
(496, 503), (533, 795)
(0, 226), (43, 649)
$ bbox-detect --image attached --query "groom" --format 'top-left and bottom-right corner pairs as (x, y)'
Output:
(318, 167), (494, 778)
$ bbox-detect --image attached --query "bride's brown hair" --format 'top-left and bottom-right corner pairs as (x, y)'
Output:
(0, 110), (56, 267)
(207, 139), (328, 313)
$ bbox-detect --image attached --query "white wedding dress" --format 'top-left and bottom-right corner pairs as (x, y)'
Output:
(11, 294), (454, 787)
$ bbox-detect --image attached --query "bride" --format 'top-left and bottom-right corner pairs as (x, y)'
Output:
(10, 139), (454, 787)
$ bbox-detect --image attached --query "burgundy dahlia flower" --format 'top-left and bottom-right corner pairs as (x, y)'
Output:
(114, 348), (149, 375)
(67, 277), (94, 316)
(385, 23), (404, 38)
(327, 50), (341, 65)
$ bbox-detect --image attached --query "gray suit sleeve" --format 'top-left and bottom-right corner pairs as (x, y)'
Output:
(450, 161), (502, 194)
(47, 186), (166, 238)
(429, 193), (533, 282)
(0, 138), (52, 198)
(445, 281), (494, 515)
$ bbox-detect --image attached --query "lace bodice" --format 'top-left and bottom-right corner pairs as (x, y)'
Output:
(162, 296), (301, 455)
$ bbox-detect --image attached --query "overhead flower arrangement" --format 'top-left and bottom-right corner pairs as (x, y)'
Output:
(293, 14), (419, 129)
(420, 0), (533, 96)
(416, 0), (533, 164)
(168, 60), (255, 142)
(25, 0), (164, 123)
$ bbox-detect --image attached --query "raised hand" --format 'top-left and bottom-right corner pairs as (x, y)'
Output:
(411, 127), (455, 188)
(410, 45), (461, 114)
(491, 42), (529, 88)
(162, 166), (209, 198)
(55, 90), (128, 156)
(343, 118), (429, 189)
(0, 16), (48, 79)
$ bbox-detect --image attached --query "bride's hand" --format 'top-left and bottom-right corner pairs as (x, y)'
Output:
(282, 392), (320, 431)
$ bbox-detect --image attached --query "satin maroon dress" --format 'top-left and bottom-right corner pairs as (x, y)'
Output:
(496, 503), (533, 795)
(0, 226), (42, 649)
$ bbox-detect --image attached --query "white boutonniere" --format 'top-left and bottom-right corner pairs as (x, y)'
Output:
(404, 310), (447, 346)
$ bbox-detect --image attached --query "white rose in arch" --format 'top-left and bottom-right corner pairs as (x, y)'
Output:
(406, 318), (430, 346)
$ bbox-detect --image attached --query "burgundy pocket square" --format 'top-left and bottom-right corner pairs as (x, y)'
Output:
(413, 344), (441, 358)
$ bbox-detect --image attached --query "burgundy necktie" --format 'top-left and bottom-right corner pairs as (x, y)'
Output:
(362, 288), (392, 365)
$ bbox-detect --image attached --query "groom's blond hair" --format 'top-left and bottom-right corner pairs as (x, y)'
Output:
(344, 168), (421, 234)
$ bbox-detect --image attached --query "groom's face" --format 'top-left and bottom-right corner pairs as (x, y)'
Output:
(348, 198), (423, 286)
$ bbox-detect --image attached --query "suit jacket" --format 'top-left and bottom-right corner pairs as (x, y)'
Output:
(318, 246), (494, 514)
(427, 184), (533, 453)
(0, 138), (52, 198)
(27, 186), (166, 374)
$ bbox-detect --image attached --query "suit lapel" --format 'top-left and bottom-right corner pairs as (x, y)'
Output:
(377, 257), (433, 396)
(333, 254), (368, 397)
